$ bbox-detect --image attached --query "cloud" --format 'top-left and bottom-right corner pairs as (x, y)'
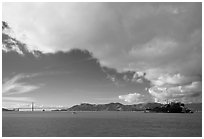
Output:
(3, 3), (201, 69)
(148, 81), (201, 103)
(2, 3), (202, 103)
(148, 73), (200, 87)
(2, 74), (40, 95)
(119, 93), (150, 103)
(144, 67), (201, 103)
(3, 3), (201, 71)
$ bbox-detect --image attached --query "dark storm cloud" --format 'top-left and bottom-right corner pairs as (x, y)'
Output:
(3, 23), (149, 91)
(3, 48), (105, 80)
(3, 25), (105, 78)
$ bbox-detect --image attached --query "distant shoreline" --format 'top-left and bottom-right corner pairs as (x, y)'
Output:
(3, 102), (202, 113)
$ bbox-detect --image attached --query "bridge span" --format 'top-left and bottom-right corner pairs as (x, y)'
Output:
(10, 102), (67, 111)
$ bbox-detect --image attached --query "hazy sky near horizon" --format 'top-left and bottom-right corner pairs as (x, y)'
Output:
(2, 2), (202, 108)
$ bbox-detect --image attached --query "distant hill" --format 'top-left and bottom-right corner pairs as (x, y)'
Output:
(66, 102), (202, 112)
(68, 103), (123, 111)
(67, 102), (162, 111)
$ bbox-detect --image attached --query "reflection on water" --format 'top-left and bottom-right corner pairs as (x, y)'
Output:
(2, 111), (202, 137)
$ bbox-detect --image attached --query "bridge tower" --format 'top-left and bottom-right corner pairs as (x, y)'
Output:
(31, 102), (34, 111)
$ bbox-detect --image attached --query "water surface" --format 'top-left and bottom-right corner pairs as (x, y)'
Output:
(2, 111), (202, 137)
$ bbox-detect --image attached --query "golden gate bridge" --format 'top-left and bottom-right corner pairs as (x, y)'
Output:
(11, 102), (67, 111)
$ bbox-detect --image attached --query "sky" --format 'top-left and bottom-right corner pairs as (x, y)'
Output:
(2, 2), (202, 108)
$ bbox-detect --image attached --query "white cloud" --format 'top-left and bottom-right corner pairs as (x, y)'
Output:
(131, 71), (145, 83)
(148, 81), (201, 103)
(133, 71), (145, 78)
(148, 73), (199, 87)
(119, 93), (149, 103)
(144, 67), (201, 103)
(2, 74), (40, 95)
